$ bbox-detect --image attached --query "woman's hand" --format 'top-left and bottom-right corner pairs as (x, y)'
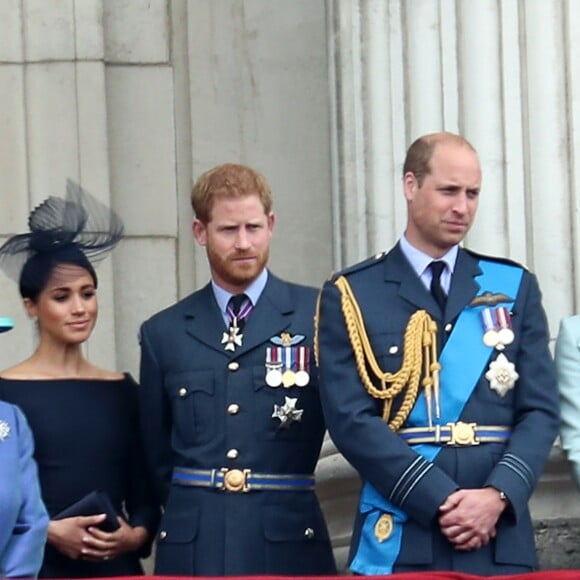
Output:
(47, 515), (107, 560)
(80, 518), (148, 562)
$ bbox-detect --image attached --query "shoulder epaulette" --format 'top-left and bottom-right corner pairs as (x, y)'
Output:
(464, 248), (529, 272)
(331, 251), (388, 280)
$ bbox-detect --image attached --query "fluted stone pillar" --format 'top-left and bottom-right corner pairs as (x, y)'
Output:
(319, 0), (580, 571)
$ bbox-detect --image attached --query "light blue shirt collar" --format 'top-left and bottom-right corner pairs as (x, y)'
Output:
(399, 234), (458, 294)
(212, 268), (269, 325)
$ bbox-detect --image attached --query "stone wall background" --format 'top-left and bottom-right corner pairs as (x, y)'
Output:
(1, 0), (580, 572)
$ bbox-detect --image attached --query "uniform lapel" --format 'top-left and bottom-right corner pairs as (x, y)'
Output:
(183, 275), (294, 357)
(383, 244), (482, 322)
(445, 249), (481, 322)
(384, 244), (435, 313)
(232, 274), (293, 357)
(183, 283), (229, 354)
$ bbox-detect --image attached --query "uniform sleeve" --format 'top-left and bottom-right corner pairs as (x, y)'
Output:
(138, 322), (174, 504)
(1, 406), (48, 579)
(555, 316), (580, 485)
(123, 379), (162, 557)
(484, 272), (560, 519)
(317, 280), (458, 527)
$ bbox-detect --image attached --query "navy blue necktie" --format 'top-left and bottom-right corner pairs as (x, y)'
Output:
(227, 294), (252, 331)
(429, 261), (447, 311)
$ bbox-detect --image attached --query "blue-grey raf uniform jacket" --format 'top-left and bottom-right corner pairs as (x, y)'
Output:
(139, 272), (336, 576)
(0, 402), (48, 578)
(317, 244), (559, 575)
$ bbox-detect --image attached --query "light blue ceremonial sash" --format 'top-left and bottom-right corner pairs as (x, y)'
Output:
(350, 260), (523, 575)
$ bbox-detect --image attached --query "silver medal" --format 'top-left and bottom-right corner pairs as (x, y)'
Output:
(295, 370), (309, 387)
(266, 368), (283, 387)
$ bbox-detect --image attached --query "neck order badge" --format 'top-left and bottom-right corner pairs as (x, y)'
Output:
(222, 294), (252, 351)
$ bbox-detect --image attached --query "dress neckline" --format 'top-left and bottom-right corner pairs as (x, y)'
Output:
(0, 371), (132, 383)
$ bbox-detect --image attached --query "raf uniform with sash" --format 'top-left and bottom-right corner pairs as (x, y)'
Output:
(317, 238), (559, 575)
(139, 269), (336, 576)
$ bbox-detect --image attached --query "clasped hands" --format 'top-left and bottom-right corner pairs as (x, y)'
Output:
(48, 515), (148, 562)
(438, 487), (507, 552)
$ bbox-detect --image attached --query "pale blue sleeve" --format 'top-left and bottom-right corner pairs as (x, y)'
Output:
(556, 316), (580, 487)
(1, 406), (48, 578)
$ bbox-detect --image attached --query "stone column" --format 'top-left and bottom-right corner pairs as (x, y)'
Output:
(320, 0), (580, 571)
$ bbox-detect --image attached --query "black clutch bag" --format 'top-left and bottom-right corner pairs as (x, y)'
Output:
(53, 490), (120, 532)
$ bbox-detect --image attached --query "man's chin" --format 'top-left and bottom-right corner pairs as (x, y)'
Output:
(225, 269), (260, 288)
(441, 232), (467, 247)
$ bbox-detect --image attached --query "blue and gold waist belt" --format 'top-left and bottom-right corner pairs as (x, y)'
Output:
(172, 466), (315, 493)
(398, 421), (511, 446)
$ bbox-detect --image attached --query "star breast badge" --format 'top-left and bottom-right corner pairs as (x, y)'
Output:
(485, 353), (519, 397)
(272, 396), (304, 429)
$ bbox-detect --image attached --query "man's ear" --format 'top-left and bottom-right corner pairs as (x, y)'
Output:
(403, 171), (419, 202)
(266, 212), (275, 236)
(192, 219), (207, 246)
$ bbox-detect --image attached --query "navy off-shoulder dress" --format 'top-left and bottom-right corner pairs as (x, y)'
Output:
(0, 374), (160, 578)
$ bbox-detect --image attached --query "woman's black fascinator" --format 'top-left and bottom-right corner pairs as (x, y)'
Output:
(0, 180), (124, 297)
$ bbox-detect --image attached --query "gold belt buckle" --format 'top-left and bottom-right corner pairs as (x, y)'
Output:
(221, 468), (250, 492)
(447, 421), (479, 446)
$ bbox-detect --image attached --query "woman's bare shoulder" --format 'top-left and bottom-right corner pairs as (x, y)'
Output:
(87, 365), (125, 381)
(0, 361), (124, 381)
(0, 360), (38, 380)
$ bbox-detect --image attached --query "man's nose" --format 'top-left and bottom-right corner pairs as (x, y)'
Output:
(235, 229), (251, 249)
(452, 192), (469, 214)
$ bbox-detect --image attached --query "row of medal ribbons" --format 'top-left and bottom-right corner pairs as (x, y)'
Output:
(265, 346), (310, 388)
(481, 306), (514, 350)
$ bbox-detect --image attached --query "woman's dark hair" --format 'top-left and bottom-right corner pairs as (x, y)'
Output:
(19, 245), (98, 302)
(0, 180), (122, 297)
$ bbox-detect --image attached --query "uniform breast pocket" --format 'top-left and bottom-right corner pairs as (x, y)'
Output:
(165, 370), (215, 445)
(369, 331), (405, 374)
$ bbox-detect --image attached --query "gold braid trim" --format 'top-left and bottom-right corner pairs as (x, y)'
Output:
(313, 288), (322, 367)
(334, 275), (440, 431)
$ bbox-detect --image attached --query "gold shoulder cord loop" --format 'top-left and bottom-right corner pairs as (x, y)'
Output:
(334, 275), (440, 431)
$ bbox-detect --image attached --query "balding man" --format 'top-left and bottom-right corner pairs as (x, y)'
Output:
(317, 132), (558, 575)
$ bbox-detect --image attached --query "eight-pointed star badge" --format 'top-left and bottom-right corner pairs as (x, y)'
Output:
(272, 396), (303, 429)
(485, 353), (519, 397)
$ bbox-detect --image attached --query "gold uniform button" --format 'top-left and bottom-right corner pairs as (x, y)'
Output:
(178, 387), (187, 397)
(445, 323), (453, 332)
(227, 403), (240, 415)
(304, 527), (315, 539)
(388, 345), (398, 355)
(226, 448), (239, 459)
(228, 361), (240, 371)
(159, 530), (167, 540)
